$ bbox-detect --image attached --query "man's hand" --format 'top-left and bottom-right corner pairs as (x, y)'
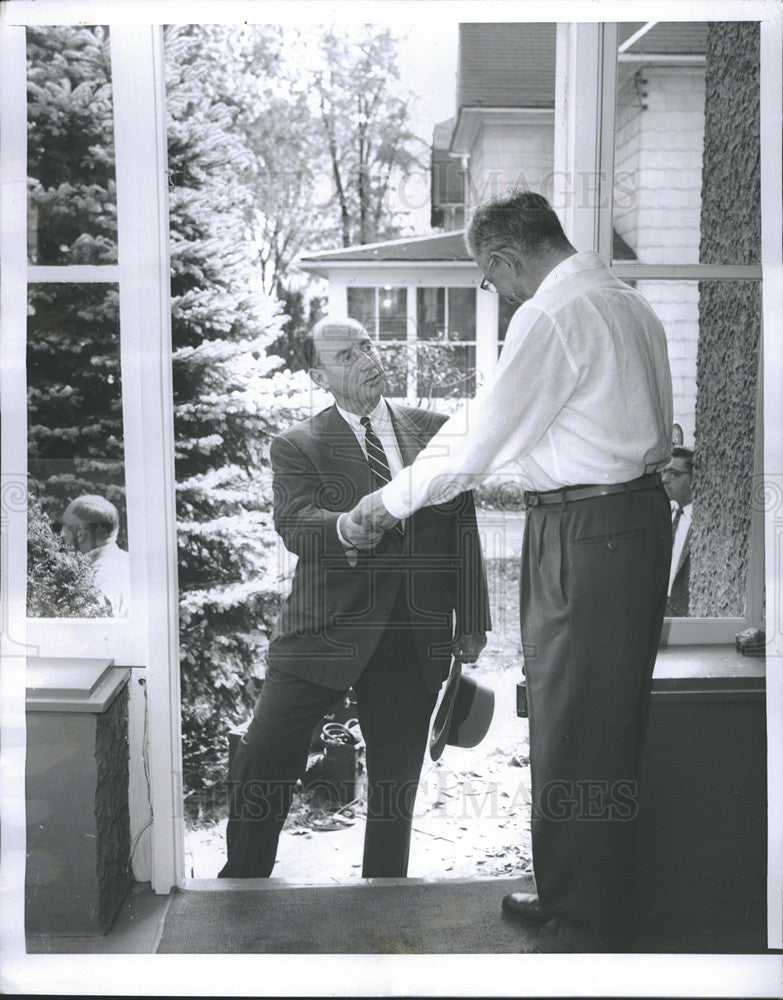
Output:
(351, 490), (400, 537)
(451, 631), (487, 665)
(338, 508), (386, 550)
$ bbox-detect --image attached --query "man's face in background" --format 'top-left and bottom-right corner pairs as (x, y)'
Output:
(662, 455), (693, 508)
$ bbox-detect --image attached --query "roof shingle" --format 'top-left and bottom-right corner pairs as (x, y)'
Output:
(457, 23), (556, 110)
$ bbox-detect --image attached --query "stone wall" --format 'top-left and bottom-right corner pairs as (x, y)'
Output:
(96, 684), (132, 930)
(690, 22), (761, 617)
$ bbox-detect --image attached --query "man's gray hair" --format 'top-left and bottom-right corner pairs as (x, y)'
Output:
(466, 190), (572, 259)
(303, 317), (369, 369)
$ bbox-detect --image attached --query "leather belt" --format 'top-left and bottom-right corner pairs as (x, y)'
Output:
(524, 472), (662, 508)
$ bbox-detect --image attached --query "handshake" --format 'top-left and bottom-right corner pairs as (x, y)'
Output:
(338, 489), (400, 549)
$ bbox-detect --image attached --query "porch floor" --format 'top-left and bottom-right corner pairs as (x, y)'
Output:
(26, 874), (770, 955)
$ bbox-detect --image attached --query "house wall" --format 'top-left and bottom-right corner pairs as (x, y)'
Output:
(614, 65), (706, 446)
(467, 119), (555, 210)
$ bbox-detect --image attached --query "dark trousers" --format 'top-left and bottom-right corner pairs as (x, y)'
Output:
(520, 484), (672, 943)
(218, 589), (437, 879)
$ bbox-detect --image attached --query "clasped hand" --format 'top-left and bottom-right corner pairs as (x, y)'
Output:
(339, 489), (400, 549)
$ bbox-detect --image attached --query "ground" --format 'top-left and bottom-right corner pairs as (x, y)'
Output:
(185, 552), (533, 881)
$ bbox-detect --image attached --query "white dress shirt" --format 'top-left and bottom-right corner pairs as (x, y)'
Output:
(335, 396), (404, 555)
(668, 501), (692, 595)
(382, 251), (673, 519)
(87, 540), (131, 618)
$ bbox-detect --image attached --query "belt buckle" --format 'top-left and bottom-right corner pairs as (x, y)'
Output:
(525, 492), (539, 507)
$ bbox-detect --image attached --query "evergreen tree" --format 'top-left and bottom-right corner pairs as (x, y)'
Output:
(24, 22), (424, 814)
(27, 491), (109, 618)
(26, 26), (126, 553)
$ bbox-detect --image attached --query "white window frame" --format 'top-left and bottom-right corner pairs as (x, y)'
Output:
(556, 20), (768, 646)
(0, 23), (182, 893)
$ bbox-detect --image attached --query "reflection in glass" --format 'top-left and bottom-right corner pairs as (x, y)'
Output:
(612, 21), (760, 267)
(27, 283), (128, 618)
(27, 25), (118, 266)
(634, 279), (760, 618)
(378, 287), (407, 340)
(375, 344), (408, 399)
(416, 287), (445, 340)
(416, 343), (476, 400)
(446, 288), (476, 341)
(415, 288), (477, 398)
(346, 287), (376, 334)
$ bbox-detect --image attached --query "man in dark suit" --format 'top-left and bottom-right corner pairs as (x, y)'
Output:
(218, 318), (490, 879)
(662, 446), (693, 617)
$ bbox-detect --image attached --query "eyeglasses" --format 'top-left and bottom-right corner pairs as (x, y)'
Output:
(479, 255), (498, 293)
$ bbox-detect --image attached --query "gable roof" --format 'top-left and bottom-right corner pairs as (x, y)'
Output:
(618, 21), (708, 55)
(299, 231), (473, 268)
(457, 22), (556, 110)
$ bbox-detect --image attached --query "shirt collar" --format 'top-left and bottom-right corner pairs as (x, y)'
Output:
(336, 396), (390, 434)
(535, 251), (604, 297)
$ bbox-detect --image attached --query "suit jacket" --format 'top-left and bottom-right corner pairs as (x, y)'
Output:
(267, 401), (491, 692)
(666, 524), (690, 617)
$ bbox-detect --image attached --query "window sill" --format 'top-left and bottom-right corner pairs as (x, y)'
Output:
(652, 643), (765, 699)
(25, 657), (131, 713)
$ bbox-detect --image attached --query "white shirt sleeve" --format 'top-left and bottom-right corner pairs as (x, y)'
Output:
(381, 307), (579, 518)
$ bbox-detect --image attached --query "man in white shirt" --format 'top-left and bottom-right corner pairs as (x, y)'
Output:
(346, 192), (674, 952)
(61, 495), (130, 618)
(662, 447), (694, 617)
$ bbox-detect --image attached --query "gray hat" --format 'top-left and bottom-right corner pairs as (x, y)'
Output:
(429, 658), (495, 761)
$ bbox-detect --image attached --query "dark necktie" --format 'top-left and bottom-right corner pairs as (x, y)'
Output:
(671, 504), (683, 539)
(360, 415), (404, 540)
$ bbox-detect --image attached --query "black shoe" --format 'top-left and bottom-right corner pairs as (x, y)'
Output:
(501, 892), (548, 927)
(532, 916), (608, 953)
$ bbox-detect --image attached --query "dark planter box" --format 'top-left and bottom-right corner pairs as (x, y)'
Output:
(26, 658), (132, 937)
(635, 649), (767, 952)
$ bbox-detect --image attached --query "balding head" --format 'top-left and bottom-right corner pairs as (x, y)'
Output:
(305, 317), (387, 415)
(304, 318), (369, 369)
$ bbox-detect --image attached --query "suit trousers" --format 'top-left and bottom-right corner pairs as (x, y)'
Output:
(520, 484), (672, 943)
(218, 583), (438, 879)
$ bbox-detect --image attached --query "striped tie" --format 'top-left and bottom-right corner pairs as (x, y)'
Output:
(360, 415), (405, 540)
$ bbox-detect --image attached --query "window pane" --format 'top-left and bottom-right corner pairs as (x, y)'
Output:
(27, 283), (128, 619)
(378, 287), (407, 340)
(416, 287), (445, 340)
(376, 343), (408, 398)
(416, 344), (476, 400)
(612, 21), (760, 266)
(633, 279), (760, 618)
(27, 25), (118, 266)
(447, 288), (476, 341)
(346, 287), (376, 335)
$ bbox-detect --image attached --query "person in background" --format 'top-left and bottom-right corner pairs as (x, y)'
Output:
(61, 494), (130, 617)
(662, 446), (694, 617)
